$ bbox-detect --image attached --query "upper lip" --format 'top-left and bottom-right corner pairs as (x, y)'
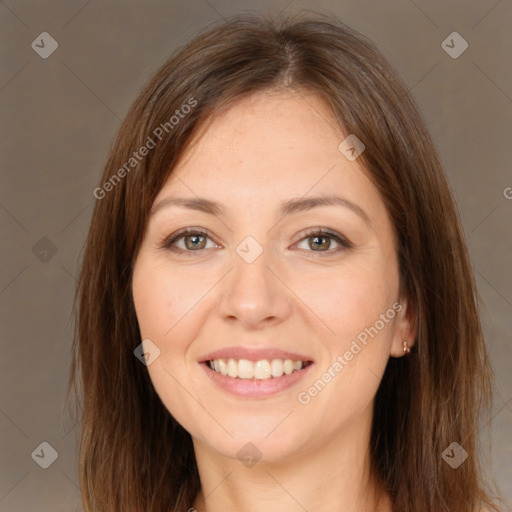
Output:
(199, 347), (314, 363)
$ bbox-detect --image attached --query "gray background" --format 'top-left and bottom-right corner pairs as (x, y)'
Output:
(1, 1), (511, 510)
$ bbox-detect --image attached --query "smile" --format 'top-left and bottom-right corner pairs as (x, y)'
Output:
(207, 358), (313, 380)
(200, 358), (314, 398)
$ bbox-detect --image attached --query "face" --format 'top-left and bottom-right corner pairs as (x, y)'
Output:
(131, 89), (414, 463)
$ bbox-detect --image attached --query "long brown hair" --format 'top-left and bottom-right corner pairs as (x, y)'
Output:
(67, 11), (503, 512)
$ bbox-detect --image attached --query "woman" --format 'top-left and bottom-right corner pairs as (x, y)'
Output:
(67, 11), (503, 512)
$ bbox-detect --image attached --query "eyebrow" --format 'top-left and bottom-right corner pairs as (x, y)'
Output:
(151, 194), (373, 228)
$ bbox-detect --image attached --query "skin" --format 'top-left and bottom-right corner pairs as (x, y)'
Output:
(131, 88), (416, 512)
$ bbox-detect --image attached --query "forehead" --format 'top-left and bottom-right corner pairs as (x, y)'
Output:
(154, 90), (383, 221)
(173, 90), (344, 173)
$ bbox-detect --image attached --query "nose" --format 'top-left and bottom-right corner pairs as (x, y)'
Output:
(217, 243), (292, 329)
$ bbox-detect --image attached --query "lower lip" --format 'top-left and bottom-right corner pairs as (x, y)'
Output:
(200, 362), (314, 398)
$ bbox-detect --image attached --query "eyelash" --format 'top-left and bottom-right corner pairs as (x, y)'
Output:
(160, 227), (352, 257)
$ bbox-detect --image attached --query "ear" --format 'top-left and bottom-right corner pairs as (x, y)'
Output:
(390, 295), (417, 358)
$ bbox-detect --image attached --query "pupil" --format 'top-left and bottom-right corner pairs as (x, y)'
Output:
(312, 236), (328, 250)
(187, 235), (205, 250)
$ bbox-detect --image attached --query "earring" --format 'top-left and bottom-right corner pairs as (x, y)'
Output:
(402, 341), (411, 354)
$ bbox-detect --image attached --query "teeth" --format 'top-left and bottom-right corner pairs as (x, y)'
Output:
(208, 358), (307, 379)
(239, 359), (254, 379)
(254, 360), (271, 379)
(271, 359), (283, 377)
(218, 358), (228, 375)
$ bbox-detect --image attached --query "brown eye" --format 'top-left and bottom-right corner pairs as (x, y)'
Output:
(295, 228), (351, 256)
(162, 228), (218, 254)
(308, 235), (332, 251)
(183, 233), (207, 250)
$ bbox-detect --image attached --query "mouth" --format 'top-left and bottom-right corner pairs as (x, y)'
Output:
(198, 347), (315, 397)
(202, 358), (314, 380)
(200, 357), (315, 398)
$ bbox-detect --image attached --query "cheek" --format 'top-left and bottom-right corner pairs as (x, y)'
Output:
(132, 257), (203, 342)
(295, 256), (399, 345)
(295, 260), (399, 430)
(132, 266), (173, 339)
(131, 259), (200, 426)
(131, 256), (215, 378)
